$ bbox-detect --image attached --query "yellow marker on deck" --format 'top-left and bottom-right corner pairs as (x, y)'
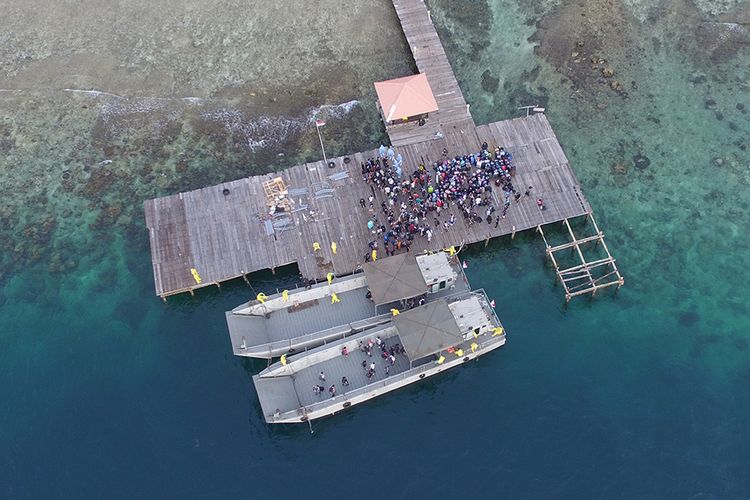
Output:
(327, 272), (334, 285)
(455, 349), (464, 357)
(313, 242), (321, 252)
(331, 293), (340, 304)
(471, 342), (478, 353)
(190, 268), (202, 284)
(436, 355), (445, 365)
(492, 327), (504, 337)
(372, 250), (377, 262)
(331, 241), (337, 254)
(444, 245), (456, 256)
(280, 354), (287, 366)
(256, 292), (268, 303)
(390, 308), (400, 316)
(282, 290), (289, 303)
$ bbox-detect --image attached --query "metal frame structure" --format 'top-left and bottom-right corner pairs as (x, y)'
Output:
(537, 213), (624, 302)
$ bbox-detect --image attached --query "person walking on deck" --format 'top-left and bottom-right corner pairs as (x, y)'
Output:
(329, 385), (336, 397)
(319, 371), (326, 382)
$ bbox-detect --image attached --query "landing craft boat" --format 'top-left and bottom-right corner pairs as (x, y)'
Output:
(226, 251), (467, 358)
(253, 290), (505, 423)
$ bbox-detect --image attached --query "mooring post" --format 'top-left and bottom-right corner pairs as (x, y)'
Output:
(615, 277), (625, 295)
(511, 225), (516, 239)
(271, 267), (276, 275)
(161, 295), (167, 304)
(427, 9), (431, 22)
(215, 282), (221, 289)
(484, 234), (490, 247)
(189, 288), (195, 297)
(242, 273), (250, 285)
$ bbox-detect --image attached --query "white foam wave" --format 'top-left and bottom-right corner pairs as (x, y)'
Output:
(204, 99), (361, 152)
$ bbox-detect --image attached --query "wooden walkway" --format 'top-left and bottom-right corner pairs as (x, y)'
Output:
(144, 113), (591, 297)
(386, 0), (475, 147)
(142, 0), (620, 298)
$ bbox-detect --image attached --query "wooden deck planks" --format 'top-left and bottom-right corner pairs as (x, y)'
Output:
(144, 113), (591, 296)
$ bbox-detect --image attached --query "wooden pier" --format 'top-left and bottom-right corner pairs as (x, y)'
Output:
(386, 0), (475, 147)
(143, 0), (621, 299)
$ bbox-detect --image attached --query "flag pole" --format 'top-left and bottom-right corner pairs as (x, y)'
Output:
(315, 120), (328, 166)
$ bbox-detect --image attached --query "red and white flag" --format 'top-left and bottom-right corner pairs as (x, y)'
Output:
(462, 260), (468, 269)
(490, 299), (496, 308)
(315, 119), (326, 127)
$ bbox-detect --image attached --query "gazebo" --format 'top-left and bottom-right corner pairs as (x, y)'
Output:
(374, 73), (439, 126)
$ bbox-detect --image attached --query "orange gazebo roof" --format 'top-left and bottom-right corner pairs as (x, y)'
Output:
(374, 73), (439, 122)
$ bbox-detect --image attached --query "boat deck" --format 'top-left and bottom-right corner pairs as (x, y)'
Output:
(226, 256), (470, 357)
(253, 290), (506, 422)
(292, 327), (411, 408)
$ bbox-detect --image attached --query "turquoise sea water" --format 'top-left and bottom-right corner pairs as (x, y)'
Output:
(1, 0), (749, 498)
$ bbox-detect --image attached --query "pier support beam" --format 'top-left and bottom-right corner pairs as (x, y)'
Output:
(538, 214), (623, 302)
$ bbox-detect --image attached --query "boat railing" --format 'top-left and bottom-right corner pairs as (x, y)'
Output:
(264, 313), (393, 356)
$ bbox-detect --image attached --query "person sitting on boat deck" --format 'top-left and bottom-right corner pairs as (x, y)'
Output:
(342, 376), (349, 387)
(329, 385), (336, 397)
(367, 369), (375, 379)
(369, 361), (376, 372)
(313, 385), (322, 396)
(384, 365), (390, 376)
(358, 340), (366, 352)
(341, 346), (349, 357)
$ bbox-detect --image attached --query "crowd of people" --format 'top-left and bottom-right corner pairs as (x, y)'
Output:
(358, 142), (540, 260)
(312, 335), (407, 398)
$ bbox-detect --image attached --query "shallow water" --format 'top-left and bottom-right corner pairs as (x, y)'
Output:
(1, 0), (749, 498)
